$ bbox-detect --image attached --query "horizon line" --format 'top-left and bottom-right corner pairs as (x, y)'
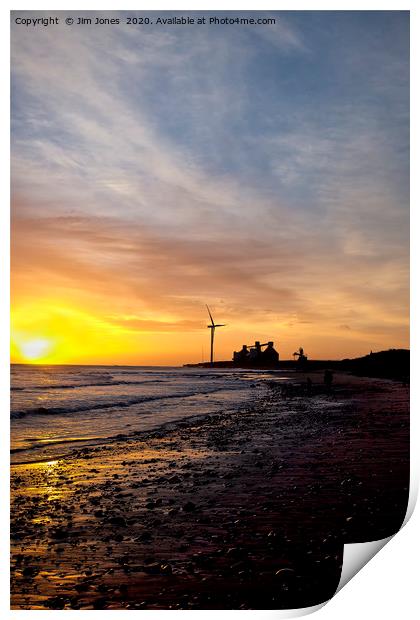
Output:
(10, 347), (410, 369)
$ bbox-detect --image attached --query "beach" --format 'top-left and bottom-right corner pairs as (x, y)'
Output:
(10, 371), (409, 610)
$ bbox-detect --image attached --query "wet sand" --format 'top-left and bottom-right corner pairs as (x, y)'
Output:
(10, 372), (409, 610)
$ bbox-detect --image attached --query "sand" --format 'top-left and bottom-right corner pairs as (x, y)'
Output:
(10, 372), (409, 610)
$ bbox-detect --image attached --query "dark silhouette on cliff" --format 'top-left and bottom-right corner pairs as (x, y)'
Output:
(187, 348), (409, 381)
(340, 349), (409, 381)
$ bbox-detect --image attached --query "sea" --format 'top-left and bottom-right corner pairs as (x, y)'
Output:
(11, 364), (285, 465)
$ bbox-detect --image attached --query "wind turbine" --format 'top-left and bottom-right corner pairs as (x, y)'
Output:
(206, 305), (226, 366)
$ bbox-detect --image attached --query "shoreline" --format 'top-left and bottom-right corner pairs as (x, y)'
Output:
(10, 396), (262, 467)
(11, 372), (409, 609)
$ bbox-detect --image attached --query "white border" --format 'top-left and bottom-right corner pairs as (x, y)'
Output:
(2, 2), (418, 619)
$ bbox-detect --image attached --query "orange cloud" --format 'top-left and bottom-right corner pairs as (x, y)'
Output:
(11, 200), (409, 364)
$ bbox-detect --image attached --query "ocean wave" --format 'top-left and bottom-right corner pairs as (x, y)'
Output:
(10, 405), (244, 465)
(11, 378), (168, 392)
(10, 385), (237, 419)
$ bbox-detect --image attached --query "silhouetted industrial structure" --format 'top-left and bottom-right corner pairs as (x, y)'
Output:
(233, 340), (279, 367)
(293, 347), (308, 369)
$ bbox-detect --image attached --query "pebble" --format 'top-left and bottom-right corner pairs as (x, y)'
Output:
(43, 596), (66, 609)
(108, 516), (127, 527)
(275, 568), (296, 579)
(183, 501), (196, 512)
(143, 562), (173, 575)
(22, 566), (39, 578)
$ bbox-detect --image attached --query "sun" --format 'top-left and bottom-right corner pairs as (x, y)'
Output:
(19, 338), (53, 362)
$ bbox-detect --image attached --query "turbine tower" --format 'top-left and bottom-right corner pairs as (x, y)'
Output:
(206, 305), (226, 366)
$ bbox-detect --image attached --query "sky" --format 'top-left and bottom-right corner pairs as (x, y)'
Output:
(10, 10), (409, 365)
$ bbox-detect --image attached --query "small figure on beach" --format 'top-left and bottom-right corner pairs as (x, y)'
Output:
(281, 383), (292, 399)
(306, 377), (313, 396)
(324, 369), (333, 394)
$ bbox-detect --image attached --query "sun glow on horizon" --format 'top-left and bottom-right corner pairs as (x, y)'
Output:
(19, 337), (53, 362)
(10, 296), (408, 367)
(10, 300), (207, 365)
(11, 301), (128, 364)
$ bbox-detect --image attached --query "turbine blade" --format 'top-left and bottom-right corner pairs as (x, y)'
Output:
(206, 304), (215, 326)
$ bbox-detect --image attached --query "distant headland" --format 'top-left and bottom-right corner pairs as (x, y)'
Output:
(185, 348), (410, 381)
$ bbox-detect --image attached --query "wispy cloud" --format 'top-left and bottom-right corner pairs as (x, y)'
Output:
(11, 11), (409, 361)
